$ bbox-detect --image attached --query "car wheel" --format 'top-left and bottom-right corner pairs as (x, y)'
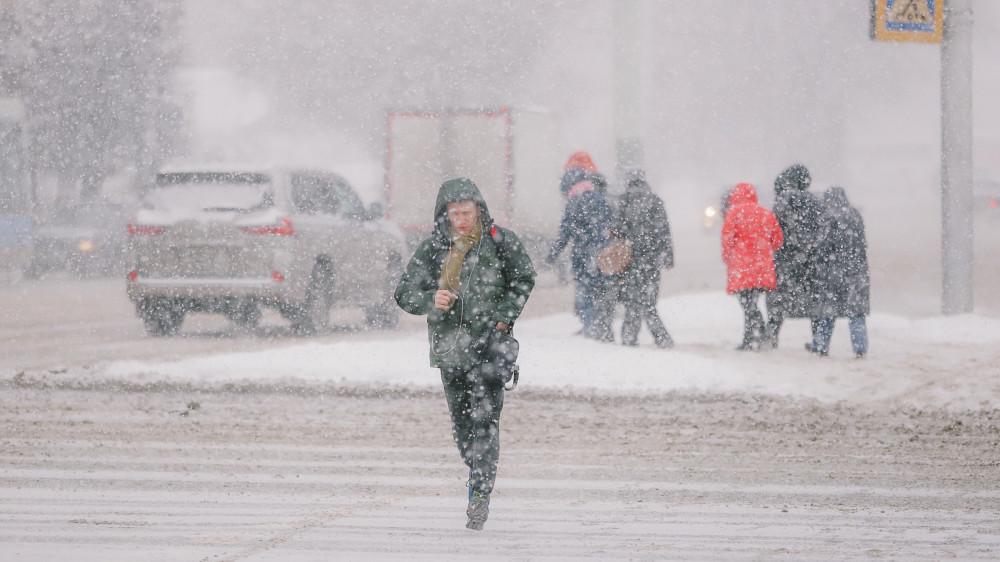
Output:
(226, 299), (261, 331)
(294, 260), (334, 335)
(138, 298), (184, 337)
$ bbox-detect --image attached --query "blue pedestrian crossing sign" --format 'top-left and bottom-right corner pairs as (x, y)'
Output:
(871, 0), (944, 44)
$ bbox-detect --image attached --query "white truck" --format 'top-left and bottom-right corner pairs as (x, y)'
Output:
(385, 108), (566, 260)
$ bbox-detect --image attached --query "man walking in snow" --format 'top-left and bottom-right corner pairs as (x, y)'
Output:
(394, 177), (536, 531)
(615, 169), (675, 348)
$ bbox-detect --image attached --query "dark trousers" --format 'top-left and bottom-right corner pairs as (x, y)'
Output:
(620, 272), (671, 347)
(621, 301), (671, 346)
(577, 277), (614, 342)
(737, 289), (766, 348)
(765, 311), (783, 345)
(811, 316), (868, 355)
(441, 365), (505, 497)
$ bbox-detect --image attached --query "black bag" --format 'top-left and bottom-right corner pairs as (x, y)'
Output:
(473, 322), (520, 390)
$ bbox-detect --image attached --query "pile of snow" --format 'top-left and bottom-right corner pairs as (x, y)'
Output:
(101, 293), (1000, 412)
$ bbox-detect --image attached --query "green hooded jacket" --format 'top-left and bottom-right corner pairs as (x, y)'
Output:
(394, 178), (536, 370)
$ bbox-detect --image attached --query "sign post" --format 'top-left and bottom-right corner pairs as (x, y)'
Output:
(940, 0), (975, 314)
(872, 0), (975, 314)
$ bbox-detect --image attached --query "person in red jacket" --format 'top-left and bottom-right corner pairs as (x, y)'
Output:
(721, 183), (784, 350)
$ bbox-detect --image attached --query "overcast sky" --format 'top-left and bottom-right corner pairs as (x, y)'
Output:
(180, 1), (999, 209)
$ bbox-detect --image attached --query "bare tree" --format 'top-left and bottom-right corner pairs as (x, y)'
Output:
(6, 0), (183, 207)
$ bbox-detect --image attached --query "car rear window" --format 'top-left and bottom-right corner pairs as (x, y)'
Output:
(147, 172), (274, 213)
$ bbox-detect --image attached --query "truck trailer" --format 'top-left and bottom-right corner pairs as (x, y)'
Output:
(385, 107), (566, 260)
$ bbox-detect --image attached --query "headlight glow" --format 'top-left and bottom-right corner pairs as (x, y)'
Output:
(77, 239), (95, 252)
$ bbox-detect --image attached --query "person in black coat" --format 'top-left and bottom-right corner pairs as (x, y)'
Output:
(806, 186), (870, 358)
(616, 169), (674, 348)
(764, 164), (827, 348)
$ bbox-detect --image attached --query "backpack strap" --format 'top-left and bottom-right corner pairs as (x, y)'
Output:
(489, 223), (505, 245)
(489, 222), (510, 264)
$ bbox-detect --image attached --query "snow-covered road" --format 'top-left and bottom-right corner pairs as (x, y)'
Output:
(2, 271), (1000, 559)
(2, 385), (998, 560)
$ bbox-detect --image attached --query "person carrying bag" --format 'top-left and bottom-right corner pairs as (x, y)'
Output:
(394, 177), (536, 531)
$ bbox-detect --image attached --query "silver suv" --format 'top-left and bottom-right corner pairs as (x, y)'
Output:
(126, 166), (405, 336)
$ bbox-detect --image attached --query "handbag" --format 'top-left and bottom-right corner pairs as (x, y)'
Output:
(597, 239), (633, 276)
(473, 322), (520, 390)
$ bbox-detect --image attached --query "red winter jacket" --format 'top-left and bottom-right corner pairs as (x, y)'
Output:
(721, 183), (784, 293)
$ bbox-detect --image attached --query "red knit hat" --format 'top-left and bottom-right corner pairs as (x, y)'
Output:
(564, 151), (598, 173)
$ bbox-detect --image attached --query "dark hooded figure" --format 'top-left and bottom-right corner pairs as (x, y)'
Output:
(807, 186), (870, 358)
(394, 177), (536, 530)
(545, 159), (615, 342)
(764, 164), (827, 347)
(616, 169), (675, 348)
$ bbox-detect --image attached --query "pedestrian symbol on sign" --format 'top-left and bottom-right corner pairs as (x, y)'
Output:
(889, 0), (933, 24)
(870, 0), (943, 44)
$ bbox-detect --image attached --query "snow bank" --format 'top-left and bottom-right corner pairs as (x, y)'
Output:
(102, 293), (1000, 411)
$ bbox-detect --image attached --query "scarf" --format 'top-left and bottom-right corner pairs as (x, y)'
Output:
(439, 219), (482, 294)
(567, 180), (595, 199)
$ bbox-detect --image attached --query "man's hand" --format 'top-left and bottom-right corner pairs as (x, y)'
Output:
(434, 289), (457, 310)
(495, 321), (510, 334)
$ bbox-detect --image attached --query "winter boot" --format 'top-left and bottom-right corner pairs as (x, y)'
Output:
(738, 309), (765, 351)
(736, 331), (760, 351)
(804, 343), (829, 357)
(655, 334), (675, 349)
(649, 317), (674, 349)
(466, 490), (490, 530)
(760, 333), (777, 349)
(763, 320), (781, 349)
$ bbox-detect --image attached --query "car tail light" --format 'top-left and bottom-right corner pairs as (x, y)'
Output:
(127, 220), (166, 236)
(271, 270), (285, 282)
(127, 270), (138, 282)
(991, 198), (998, 209)
(243, 217), (295, 236)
